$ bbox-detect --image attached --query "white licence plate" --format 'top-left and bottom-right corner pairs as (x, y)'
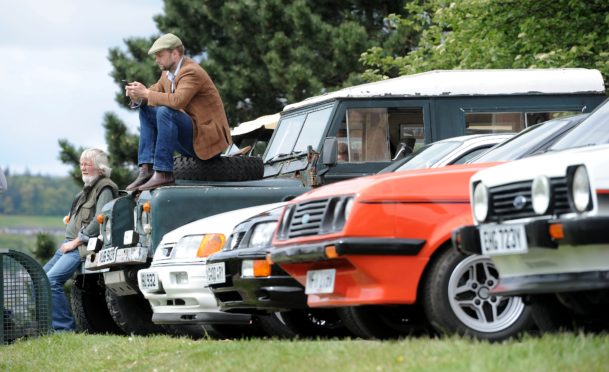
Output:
(305, 269), (336, 294)
(480, 224), (528, 255)
(206, 262), (226, 285)
(139, 272), (159, 291)
(97, 247), (117, 265)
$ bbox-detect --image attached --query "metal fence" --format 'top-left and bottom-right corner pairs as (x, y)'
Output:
(1, 249), (52, 344)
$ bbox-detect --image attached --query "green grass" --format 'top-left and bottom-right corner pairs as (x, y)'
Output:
(0, 214), (65, 229)
(1, 333), (608, 371)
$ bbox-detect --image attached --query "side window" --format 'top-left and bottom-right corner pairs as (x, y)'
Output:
(337, 107), (425, 163)
(465, 111), (579, 134)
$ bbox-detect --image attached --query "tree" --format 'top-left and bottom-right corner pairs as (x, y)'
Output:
(109, 0), (413, 124)
(60, 1), (420, 183)
(360, 0), (609, 89)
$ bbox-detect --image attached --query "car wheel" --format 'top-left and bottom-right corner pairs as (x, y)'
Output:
(423, 248), (534, 341)
(256, 313), (297, 339)
(70, 274), (124, 335)
(338, 305), (428, 339)
(280, 309), (351, 338)
(105, 288), (165, 336)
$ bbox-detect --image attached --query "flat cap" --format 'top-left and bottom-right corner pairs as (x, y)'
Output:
(148, 33), (183, 55)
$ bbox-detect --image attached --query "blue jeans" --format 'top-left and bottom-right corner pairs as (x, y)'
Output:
(138, 105), (196, 172)
(44, 244), (81, 331)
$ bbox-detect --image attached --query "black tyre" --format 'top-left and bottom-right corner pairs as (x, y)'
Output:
(161, 324), (207, 339)
(173, 155), (263, 181)
(71, 275), (124, 335)
(338, 305), (428, 340)
(105, 289), (165, 336)
(280, 309), (351, 338)
(256, 313), (297, 339)
(531, 293), (609, 333)
(205, 323), (265, 339)
(423, 248), (534, 341)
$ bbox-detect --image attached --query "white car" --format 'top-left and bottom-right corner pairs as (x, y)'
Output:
(137, 202), (285, 326)
(453, 100), (609, 329)
(463, 144), (609, 294)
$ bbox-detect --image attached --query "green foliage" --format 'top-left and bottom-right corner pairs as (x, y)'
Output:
(361, 0), (609, 88)
(34, 233), (56, 264)
(58, 113), (138, 189)
(0, 175), (80, 216)
(113, 0), (413, 124)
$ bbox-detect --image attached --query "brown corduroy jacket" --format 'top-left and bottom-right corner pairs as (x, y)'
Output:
(147, 57), (232, 160)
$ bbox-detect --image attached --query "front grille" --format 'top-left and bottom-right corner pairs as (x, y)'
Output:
(488, 177), (572, 222)
(286, 199), (330, 239)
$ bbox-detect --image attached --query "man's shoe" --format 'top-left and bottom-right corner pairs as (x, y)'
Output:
(138, 171), (175, 190)
(125, 164), (153, 191)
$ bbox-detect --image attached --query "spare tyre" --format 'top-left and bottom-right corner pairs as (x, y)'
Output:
(173, 155), (264, 181)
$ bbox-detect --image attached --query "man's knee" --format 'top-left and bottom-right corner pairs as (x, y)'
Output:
(156, 106), (178, 122)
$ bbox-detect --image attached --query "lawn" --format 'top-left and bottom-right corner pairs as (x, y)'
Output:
(1, 332), (607, 371)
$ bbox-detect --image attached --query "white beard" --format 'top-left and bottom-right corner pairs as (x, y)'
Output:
(82, 174), (96, 186)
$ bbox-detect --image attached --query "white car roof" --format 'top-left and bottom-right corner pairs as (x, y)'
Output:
(284, 68), (605, 111)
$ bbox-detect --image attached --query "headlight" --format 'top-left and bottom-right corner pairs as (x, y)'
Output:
(174, 233), (226, 259)
(531, 176), (551, 215)
(344, 197), (354, 219)
(248, 222), (277, 248)
(570, 165), (591, 213)
(473, 183), (489, 223)
(105, 218), (112, 243)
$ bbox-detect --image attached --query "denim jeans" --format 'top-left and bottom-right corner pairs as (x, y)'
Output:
(44, 244), (81, 331)
(138, 105), (196, 172)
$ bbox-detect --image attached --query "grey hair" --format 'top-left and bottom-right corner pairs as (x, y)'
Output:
(81, 148), (112, 177)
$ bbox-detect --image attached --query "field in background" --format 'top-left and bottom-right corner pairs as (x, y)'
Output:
(0, 214), (64, 257)
(1, 332), (608, 371)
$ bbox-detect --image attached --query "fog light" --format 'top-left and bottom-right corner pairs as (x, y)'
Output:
(143, 224), (152, 234)
(325, 245), (339, 259)
(172, 271), (188, 284)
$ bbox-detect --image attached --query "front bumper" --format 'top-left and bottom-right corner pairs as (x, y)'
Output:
(271, 237), (425, 264)
(84, 246), (148, 271)
(453, 216), (609, 296)
(270, 237), (428, 307)
(208, 251), (306, 313)
(454, 216), (609, 255)
(138, 263), (250, 325)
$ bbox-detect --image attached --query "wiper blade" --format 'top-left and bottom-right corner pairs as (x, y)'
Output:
(545, 143), (598, 153)
(264, 150), (306, 164)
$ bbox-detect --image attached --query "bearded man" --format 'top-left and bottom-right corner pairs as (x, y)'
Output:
(43, 148), (118, 331)
(124, 33), (231, 191)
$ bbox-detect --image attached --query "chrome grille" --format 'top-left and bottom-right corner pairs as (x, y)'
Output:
(488, 177), (572, 222)
(286, 199), (330, 239)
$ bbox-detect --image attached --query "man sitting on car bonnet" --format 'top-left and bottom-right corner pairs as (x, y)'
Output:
(124, 33), (232, 191)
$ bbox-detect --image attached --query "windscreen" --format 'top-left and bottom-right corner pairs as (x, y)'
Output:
(550, 100), (609, 151)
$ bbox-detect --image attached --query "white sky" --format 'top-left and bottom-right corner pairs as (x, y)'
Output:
(0, 0), (164, 176)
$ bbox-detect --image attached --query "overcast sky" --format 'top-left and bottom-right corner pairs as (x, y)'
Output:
(0, 0), (164, 176)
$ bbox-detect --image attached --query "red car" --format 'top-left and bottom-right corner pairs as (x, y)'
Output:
(270, 163), (537, 341)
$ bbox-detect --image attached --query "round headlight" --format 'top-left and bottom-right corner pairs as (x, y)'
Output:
(531, 176), (551, 215)
(473, 183), (489, 223)
(105, 219), (112, 242)
(571, 165), (591, 213)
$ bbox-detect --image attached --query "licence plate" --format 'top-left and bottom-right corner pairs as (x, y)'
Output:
(305, 269), (336, 294)
(139, 272), (159, 291)
(480, 224), (528, 255)
(206, 262), (225, 285)
(97, 247), (117, 265)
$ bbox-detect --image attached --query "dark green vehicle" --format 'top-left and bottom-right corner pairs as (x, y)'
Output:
(76, 68), (606, 335)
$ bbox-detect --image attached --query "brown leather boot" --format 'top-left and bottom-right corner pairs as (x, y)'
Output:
(125, 164), (153, 191)
(138, 171), (175, 190)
